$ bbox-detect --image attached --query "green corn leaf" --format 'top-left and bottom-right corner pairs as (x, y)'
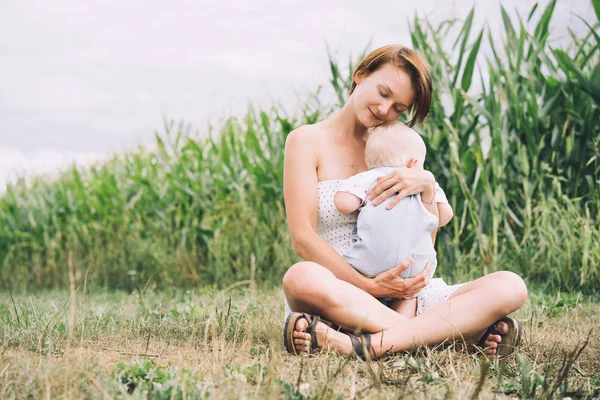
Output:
(576, 15), (600, 45)
(527, 3), (539, 22)
(461, 29), (484, 92)
(277, 116), (294, 139)
(182, 137), (204, 162)
(534, 0), (556, 42)
(518, 142), (530, 177)
(501, 6), (516, 42)
(452, 7), (475, 87)
(539, 92), (561, 119)
(503, 217), (521, 250)
(260, 111), (274, 150)
(591, 63), (600, 89)
(506, 205), (524, 229)
(516, 22), (526, 72)
(155, 132), (169, 160)
(553, 49), (587, 83)
(412, 17), (428, 52)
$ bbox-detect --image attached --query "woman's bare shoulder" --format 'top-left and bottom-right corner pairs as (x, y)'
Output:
(286, 123), (326, 146)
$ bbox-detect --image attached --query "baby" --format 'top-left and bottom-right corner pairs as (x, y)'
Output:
(334, 121), (452, 312)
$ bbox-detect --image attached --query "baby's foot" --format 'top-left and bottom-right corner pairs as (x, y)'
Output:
(292, 316), (353, 356)
(481, 321), (509, 356)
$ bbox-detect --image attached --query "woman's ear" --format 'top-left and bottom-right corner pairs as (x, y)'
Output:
(407, 158), (419, 169)
(353, 70), (365, 85)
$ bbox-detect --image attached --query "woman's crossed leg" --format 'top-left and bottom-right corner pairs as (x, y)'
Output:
(283, 261), (527, 358)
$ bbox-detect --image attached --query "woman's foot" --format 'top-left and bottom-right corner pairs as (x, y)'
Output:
(286, 314), (517, 358)
(478, 317), (522, 357)
(291, 314), (355, 356)
(294, 319), (512, 357)
(480, 321), (509, 355)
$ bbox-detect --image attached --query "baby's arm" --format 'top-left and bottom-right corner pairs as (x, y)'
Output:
(334, 173), (373, 214)
(334, 192), (362, 214)
(422, 183), (454, 243)
(435, 183), (453, 227)
(437, 203), (453, 227)
(421, 183), (453, 227)
(422, 197), (441, 244)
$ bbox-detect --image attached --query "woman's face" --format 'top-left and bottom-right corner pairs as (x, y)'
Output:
(352, 63), (416, 128)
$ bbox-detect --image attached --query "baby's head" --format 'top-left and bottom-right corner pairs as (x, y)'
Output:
(365, 121), (426, 169)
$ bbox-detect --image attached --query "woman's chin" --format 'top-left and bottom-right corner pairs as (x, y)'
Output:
(366, 120), (384, 129)
(354, 106), (383, 128)
(358, 116), (380, 129)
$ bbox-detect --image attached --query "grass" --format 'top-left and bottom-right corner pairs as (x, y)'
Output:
(0, 2), (599, 396)
(0, 287), (598, 399)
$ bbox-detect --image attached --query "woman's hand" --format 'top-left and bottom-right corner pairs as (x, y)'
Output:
(368, 258), (431, 298)
(368, 168), (435, 209)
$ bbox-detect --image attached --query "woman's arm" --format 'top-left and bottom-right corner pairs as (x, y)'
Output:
(284, 127), (428, 298)
(368, 168), (453, 223)
(284, 127), (373, 291)
(368, 167), (436, 208)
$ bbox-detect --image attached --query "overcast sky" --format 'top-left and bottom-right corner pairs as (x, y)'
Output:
(0, 0), (595, 190)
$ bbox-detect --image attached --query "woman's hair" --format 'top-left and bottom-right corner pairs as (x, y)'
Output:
(365, 122), (426, 169)
(349, 45), (432, 127)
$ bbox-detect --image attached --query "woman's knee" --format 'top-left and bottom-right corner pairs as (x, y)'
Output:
(282, 261), (336, 303)
(491, 271), (528, 314)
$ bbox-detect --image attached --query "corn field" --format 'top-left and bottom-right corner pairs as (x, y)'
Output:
(1, 0), (598, 292)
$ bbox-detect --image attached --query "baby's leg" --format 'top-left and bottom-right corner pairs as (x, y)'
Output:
(388, 298), (417, 319)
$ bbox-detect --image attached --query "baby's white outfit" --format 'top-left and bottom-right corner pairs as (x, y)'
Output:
(338, 167), (442, 298)
(283, 179), (464, 319)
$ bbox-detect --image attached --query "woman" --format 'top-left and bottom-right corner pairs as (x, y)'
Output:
(282, 45), (527, 359)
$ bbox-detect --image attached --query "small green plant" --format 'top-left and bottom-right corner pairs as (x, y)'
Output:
(529, 291), (585, 317)
(501, 353), (548, 398)
(114, 359), (172, 395)
(112, 359), (210, 399)
(500, 332), (592, 399)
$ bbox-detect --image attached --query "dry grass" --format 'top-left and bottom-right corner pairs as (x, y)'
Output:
(0, 287), (598, 399)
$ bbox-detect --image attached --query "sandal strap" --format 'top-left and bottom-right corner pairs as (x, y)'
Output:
(303, 313), (321, 351)
(349, 333), (372, 361)
(476, 317), (522, 356)
(477, 321), (500, 348)
(487, 323), (501, 336)
(496, 317), (522, 358)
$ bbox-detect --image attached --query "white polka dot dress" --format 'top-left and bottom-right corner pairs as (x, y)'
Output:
(284, 179), (463, 319)
(416, 277), (464, 316)
(316, 180), (357, 255)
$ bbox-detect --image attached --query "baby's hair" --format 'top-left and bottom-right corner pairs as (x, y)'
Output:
(365, 121), (426, 169)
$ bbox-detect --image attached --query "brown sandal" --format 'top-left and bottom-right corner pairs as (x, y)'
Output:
(477, 316), (522, 357)
(284, 313), (373, 360)
(348, 332), (373, 361)
(283, 312), (321, 355)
